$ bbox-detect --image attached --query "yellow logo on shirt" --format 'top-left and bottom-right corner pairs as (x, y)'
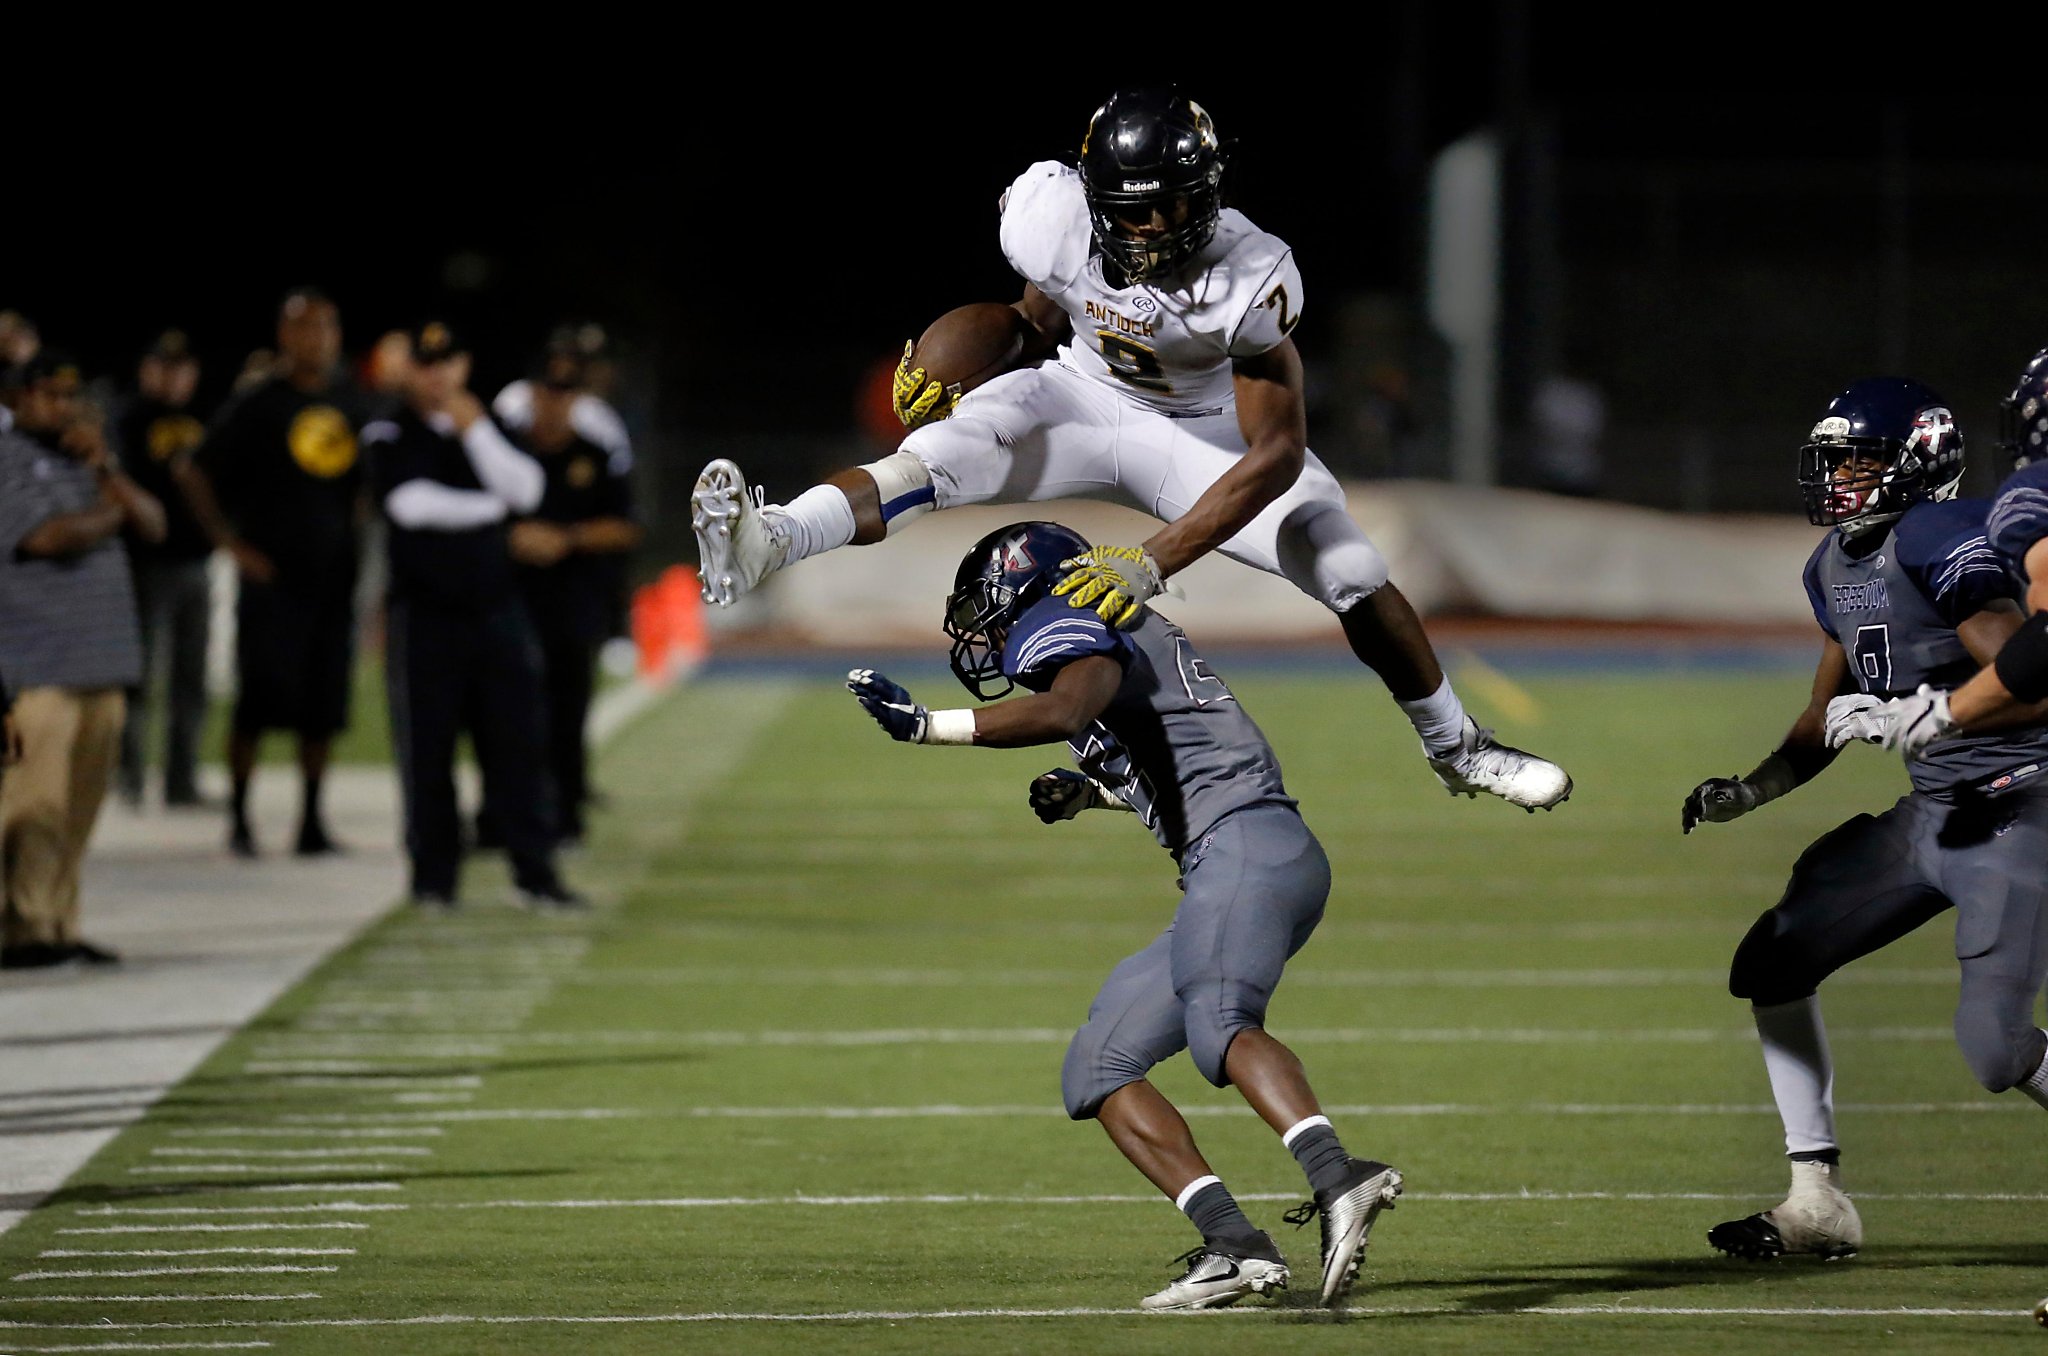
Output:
(146, 414), (205, 463)
(288, 405), (357, 479)
(567, 456), (597, 489)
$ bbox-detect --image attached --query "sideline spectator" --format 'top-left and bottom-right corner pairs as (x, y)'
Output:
(492, 324), (632, 473)
(0, 353), (165, 968)
(175, 289), (366, 858)
(368, 322), (582, 910)
(507, 346), (640, 845)
(116, 331), (212, 807)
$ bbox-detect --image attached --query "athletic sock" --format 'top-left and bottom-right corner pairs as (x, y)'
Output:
(768, 485), (855, 565)
(1754, 995), (1838, 1157)
(1176, 1175), (1256, 1245)
(1398, 676), (1469, 758)
(1283, 1114), (1356, 1196)
(2017, 1030), (2048, 1111)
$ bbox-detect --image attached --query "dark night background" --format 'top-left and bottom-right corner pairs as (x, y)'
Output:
(12, 20), (2046, 561)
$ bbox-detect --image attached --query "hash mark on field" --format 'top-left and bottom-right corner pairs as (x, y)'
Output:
(74, 1203), (406, 1217)
(5, 1292), (321, 1303)
(165, 1128), (443, 1139)
(129, 1164), (407, 1175)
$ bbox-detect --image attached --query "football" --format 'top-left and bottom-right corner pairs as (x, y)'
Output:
(909, 302), (1028, 400)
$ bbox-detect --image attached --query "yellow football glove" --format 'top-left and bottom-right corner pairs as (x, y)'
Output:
(892, 341), (960, 430)
(1052, 544), (1166, 629)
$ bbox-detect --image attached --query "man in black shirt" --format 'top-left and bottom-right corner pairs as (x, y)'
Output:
(116, 331), (212, 808)
(368, 322), (580, 909)
(508, 346), (639, 844)
(176, 289), (365, 858)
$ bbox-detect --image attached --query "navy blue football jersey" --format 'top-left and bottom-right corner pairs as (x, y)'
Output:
(1986, 461), (2048, 583)
(1002, 598), (1294, 856)
(1804, 498), (2047, 797)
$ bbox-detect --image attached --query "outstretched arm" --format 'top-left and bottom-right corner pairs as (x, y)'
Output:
(1683, 640), (1851, 833)
(847, 656), (1123, 749)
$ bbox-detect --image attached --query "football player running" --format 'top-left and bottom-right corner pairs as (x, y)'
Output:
(694, 86), (1569, 813)
(846, 520), (1401, 1310)
(1837, 349), (2048, 754)
(1683, 379), (2048, 1262)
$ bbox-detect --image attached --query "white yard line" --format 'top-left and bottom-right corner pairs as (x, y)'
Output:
(0, 1304), (2025, 1329)
(149, 1148), (432, 1159)
(57, 1225), (369, 1236)
(74, 1204), (405, 1218)
(2, 1343), (274, 1353)
(40, 1249), (356, 1258)
(128, 1165), (407, 1176)
(2, 1293), (321, 1304)
(163, 1128), (442, 1139)
(14, 1265), (340, 1280)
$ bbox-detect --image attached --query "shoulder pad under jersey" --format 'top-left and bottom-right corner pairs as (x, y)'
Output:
(1000, 161), (1093, 297)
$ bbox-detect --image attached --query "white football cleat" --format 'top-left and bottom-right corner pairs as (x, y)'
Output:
(1139, 1236), (1289, 1311)
(1427, 718), (1572, 812)
(1708, 1160), (1863, 1261)
(1284, 1159), (1403, 1306)
(691, 458), (789, 606)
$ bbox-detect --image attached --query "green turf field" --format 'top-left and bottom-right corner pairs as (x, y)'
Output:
(4, 661), (2044, 1353)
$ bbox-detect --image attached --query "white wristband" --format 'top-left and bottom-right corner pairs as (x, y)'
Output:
(922, 709), (977, 746)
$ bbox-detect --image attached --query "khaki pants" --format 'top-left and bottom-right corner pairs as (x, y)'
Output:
(1, 688), (125, 947)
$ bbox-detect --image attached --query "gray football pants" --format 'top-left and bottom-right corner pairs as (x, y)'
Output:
(1061, 805), (1330, 1119)
(1730, 785), (2048, 1092)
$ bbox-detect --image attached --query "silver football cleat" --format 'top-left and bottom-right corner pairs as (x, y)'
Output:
(1139, 1241), (1290, 1312)
(690, 458), (789, 607)
(1427, 718), (1572, 812)
(1285, 1160), (1403, 1306)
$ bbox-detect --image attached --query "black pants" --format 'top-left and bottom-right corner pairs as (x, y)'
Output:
(120, 557), (211, 801)
(387, 595), (558, 898)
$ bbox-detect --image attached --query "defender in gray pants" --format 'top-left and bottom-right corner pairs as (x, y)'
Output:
(847, 520), (1453, 1311)
(1684, 378), (2048, 1262)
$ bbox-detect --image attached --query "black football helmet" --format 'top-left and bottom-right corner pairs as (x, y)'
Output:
(944, 521), (1092, 700)
(1999, 348), (2048, 470)
(1797, 377), (1964, 535)
(1078, 88), (1227, 284)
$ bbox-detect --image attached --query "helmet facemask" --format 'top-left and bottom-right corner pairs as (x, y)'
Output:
(1083, 173), (1224, 283)
(944, 576), (1017, 701)
(1799, 408), (1963, 537)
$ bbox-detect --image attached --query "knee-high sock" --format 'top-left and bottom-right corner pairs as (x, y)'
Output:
(767, 486), (856, 565)
(1755, 995), (1837, 1156)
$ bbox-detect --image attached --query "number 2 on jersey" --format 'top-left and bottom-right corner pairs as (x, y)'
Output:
(1096, 330), (1172, 393)
(1852, 623), (1893, 693)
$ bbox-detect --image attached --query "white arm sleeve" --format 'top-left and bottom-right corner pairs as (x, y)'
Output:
(492, 380), (534, 429)
(571, 395), (633, 470)
(385, 479), (509, 530)
(461, 419), (545, 513)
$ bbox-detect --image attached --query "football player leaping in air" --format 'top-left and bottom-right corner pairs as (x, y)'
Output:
(692, 86), (1569, 812)
(1683, 379), (2048, 1261)
(847, 520), (1402, 1310)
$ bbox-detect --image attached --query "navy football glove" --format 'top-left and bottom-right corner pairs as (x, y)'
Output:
(847, 668), (928, 743)
(1029, 769), (1095, 823)
(1681, 777), (1762, 834)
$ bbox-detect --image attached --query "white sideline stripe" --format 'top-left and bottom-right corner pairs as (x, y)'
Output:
(193, 1181), (402, 1193)
(40, 1249), (356, 1258)
(75, 1204), (406, 1218)
(129, 1165), (406, 1175)
(149, 1148), (432, 1159)
(0, 1304), (2022, 1329)
(58, 1225), (369, 1236)
(434, 1189), (2048, 1209)
(3, 1302), (319, 1310)
(14, 1265), (340, 1280)
(240, 1062), (460, 1075)
(390, 1093), (474, 1105)
(164, 1128), (442, 1139)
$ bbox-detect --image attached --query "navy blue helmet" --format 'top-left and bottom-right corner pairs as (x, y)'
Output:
(1999, 348), (2048, 470)
(1798, 377), (1964, 534)
(1078, 88), (1227, 284)
(944, 521), (1091, 700)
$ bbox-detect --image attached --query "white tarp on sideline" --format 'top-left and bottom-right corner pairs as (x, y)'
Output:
(726, 481), (1823, 644)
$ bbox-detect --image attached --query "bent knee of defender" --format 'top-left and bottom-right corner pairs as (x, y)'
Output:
(1954, 1002), (2043, 1093)
(1061, 1025), (1154, 1121)
(1278, 506), (1389, 614)
(1728, 911), (1823, 1005)
(1182, 991), (1263, 1089)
